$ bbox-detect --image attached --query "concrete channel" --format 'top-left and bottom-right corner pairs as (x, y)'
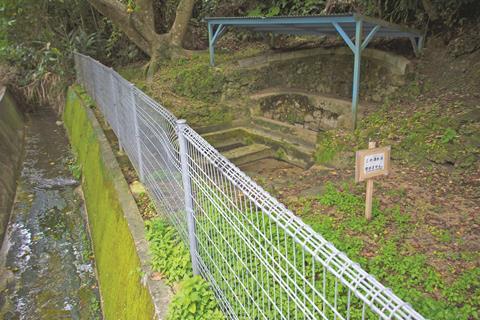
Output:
(0, 88), (102, 319)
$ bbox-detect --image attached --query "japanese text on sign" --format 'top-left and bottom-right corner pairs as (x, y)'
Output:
(355, 146), (391, 182)
(364, 153), (385, 173)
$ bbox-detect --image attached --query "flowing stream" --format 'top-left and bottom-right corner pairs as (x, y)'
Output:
(0, 107), (102, 319)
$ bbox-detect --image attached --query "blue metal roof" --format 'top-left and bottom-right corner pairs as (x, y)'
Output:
(204, 13), (422, 38)
(205, 14), (424, 128)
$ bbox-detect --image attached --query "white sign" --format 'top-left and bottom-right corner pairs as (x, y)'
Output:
(364, 153), (385, 174)
(355, 146), (390, 182)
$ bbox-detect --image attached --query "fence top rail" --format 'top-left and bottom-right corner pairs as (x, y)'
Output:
(73, 52), (425, 320)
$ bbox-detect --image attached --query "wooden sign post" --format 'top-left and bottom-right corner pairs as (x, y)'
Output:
(355, 142), (391, 220)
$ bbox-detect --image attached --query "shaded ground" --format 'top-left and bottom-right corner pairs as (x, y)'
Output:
(0, 108), (101, 319)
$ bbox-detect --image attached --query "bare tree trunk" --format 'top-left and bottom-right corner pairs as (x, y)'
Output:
(87, 0), (153, 55)
(136, 0), (155, 36)
(87, 0), (196, 62)
(169, 0), (196, 47)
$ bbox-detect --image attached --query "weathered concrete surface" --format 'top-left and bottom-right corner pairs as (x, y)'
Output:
(63, 86), (171, 319)
(223, 143), (274, 166)
(238, 47), (411, 76)
(0, 87), (25, 244)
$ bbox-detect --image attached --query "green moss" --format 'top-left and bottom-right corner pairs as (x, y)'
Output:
(173, 63), (224, 103)
(317, 100), (478, 170)
(116, 50), (270, 128)
(63, 86), (155, 320)
(314, 131), (351, 166)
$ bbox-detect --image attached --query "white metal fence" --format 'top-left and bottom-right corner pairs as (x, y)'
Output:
(73, 52), (424, 320)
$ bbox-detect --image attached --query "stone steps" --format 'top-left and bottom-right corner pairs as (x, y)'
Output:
(243, 126), (314, 168)
(202, 128), (245, 150)
(201, 130), (244, 152)
(250, 116), (317, 149)
(222, 143), (274, 166)
(202, 126), (314, 168)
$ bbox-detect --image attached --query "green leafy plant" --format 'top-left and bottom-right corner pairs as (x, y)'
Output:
(274, 147), (286, 160)
(145, 219), (191, 284)
(66, 156), (82, 180)
(167, 276), (225, 320)
(145, 218), (225, 319)
(440, 128), (457, 144)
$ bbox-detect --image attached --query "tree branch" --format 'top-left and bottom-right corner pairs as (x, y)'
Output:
(169, 0), (196, 47)
(86, 0), (153, 55)
(136, 0), (155, 35)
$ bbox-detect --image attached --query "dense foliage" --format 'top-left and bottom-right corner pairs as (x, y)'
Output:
(0, 0), (143, 108)
(2, 0), (478, 109)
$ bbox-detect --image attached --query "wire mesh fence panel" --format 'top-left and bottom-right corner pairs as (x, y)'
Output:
(73, 52), (425, 320)
(178, 126), (424, 320)
(136, 90), (188, 241)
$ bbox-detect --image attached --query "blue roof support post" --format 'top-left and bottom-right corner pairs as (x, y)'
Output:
(410, 36), (424, 57)
(334, 21), (379, 128)
(208, 23), (226, 66)
(351, 20), (363, 129)
(208, 22), (215, 66)
(333, 20), (369, 128)
(208, 22), (225, 67)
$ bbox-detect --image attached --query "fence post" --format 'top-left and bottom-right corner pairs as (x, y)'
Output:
(109, 70), (123, 153)
(129, 83), (144, 181)
(176, 119), (200, 276)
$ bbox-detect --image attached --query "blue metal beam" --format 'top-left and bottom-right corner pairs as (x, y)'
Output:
(212, 24), (226, 45)
(332, 22), (355, 52)
(361, 25), (380, 51)
(409, 36), (424, 57)
(208, 22), (214, 66)
(209, 23), (228, 66)
(205, 15), (357, 26)
(351, 20), (363, 129)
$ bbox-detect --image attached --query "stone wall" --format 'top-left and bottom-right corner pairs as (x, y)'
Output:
(239, 47), (412, 103)
(0, 87), (24, 244)
(252, 90), (353, 130)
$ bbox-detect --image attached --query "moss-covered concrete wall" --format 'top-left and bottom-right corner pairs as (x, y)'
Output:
(63, 86), (170, 319)
(0, 87), (24, 244)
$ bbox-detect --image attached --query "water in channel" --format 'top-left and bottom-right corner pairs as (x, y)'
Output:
(0, 107), (102, 319)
